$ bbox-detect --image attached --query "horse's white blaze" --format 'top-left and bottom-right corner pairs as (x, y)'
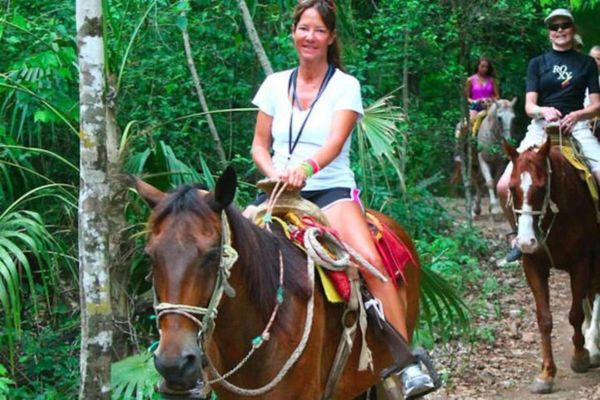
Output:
(516, 171), (538, 253)
(584, 294), (600, 365)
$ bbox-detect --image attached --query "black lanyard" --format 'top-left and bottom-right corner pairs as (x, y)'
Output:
(287, 64), (336, 160)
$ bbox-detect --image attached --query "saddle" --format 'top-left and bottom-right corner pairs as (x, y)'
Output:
(251, 179), (415, 303)
(546, 125), (600, 223)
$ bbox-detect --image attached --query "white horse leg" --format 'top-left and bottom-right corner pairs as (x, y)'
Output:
(584, 294), (600, 366)
(477, 153), (501, 214)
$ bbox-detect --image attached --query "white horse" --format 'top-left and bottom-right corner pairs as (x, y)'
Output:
(476, 98), (516, 214)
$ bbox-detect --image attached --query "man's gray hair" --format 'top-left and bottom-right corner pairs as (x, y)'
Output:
(591, 45), (600, 54)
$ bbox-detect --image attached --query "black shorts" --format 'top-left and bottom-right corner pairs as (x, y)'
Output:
(252, 187), (354, 209)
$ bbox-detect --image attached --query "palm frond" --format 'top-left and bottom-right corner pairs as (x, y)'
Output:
(0, 210), (65, 371)
(111, 352), (160, 400)
(418, 263), (471, 342)
(355, 94), (407, 198)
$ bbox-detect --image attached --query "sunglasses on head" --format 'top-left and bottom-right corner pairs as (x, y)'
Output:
(548, 22), (573, 31)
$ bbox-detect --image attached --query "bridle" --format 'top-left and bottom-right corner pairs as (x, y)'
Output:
(154, 211), (238, 342)
(153, 211), (317, 397)
(509, 156), (559, 267)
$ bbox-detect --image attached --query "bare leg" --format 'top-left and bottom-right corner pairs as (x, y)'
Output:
(323, 200), (408, 338)
(496, 162), (516, 231)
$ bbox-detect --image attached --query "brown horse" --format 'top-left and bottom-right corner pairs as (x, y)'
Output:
(504, 139), (600, 393)
(134, 167), (422, 399)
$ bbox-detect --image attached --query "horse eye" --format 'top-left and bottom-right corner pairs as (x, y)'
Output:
(201, 248), (220, 267)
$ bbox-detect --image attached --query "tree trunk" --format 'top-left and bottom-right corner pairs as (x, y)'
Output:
(238, 0), (273, 76)
(106, 74), (133, 359)
(180, 11), (227, 167)
(76, 1), (113, 398)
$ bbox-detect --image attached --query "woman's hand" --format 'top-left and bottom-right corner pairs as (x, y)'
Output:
(538, 106), (562, 122)
(279, 166), (308, 189)
(560, 110), (581, 134)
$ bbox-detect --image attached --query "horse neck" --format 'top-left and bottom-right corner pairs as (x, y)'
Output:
(210, 211), (308, 353)
(479, 110), (501, 143)
(548, 148), (587, 212)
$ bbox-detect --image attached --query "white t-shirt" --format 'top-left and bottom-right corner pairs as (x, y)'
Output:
(252, 68), (364, 191)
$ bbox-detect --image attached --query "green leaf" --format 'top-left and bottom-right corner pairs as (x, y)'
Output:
(111, 353), (160, 400)
(34, 109), (52, 123)
(176, 15), (188, 32)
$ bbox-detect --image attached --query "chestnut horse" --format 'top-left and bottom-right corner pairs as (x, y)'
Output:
(134, 167), (422, 399)
(504, 139), (600, 393)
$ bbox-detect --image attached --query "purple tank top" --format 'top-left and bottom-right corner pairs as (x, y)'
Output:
(470, 75), (495, 100)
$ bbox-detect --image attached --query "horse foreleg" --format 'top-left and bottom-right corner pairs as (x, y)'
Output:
(477, 153), (501, 214)
(569, 265), (591, 373)
(584, 294), (600, 366)
(523, 260), (555, 394)
(472, 180), (482, 217)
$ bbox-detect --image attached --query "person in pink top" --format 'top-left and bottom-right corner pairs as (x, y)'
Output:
(465, 57), (500, 120)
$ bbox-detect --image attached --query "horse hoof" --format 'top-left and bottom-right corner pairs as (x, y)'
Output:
(490, 206), (502, 215)
(530, 378), (553, 394)
(571, 353), (590, 373)
(590, 353), (600, 367)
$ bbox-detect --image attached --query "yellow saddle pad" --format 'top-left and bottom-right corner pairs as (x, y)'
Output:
(549, 135), (600, 222)
(471, 110), (487, 136)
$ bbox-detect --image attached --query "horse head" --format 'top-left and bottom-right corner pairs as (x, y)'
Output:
(504, 139), (551, 254)
(495, 97), (517, 140)
(134, 167), (237, 392)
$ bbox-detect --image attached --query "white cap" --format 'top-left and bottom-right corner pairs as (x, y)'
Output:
(544, 8), (574, 25)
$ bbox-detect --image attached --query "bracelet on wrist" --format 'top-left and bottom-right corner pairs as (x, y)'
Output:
(305, 158), (320, 174)
(300, 161), (314, 178)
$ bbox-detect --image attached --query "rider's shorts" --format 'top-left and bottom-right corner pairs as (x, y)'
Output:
(253, 187), (360, 210)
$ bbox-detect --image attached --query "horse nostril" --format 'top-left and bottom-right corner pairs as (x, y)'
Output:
(530, 238), (537, 246)
(182, 353), (198, 373)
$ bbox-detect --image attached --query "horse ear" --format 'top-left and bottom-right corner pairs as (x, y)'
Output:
(212, 166), (237, 211)
(510, 97), (517, 106)
(538, 139), (551, 159)
(131, 175), (166, 209)
(502, 139), (518, 162)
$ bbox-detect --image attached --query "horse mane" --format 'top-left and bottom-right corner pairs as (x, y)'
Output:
(150, 184), (311, 325)
(224, 206), (311, 323)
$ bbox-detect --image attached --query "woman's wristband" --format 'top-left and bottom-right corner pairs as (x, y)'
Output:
(305, 158), (320, 174)
(300, 158), (320, 178)
(532, 105), (542, 119)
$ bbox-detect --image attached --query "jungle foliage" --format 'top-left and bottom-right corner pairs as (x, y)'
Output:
(1, 0), (599, 397)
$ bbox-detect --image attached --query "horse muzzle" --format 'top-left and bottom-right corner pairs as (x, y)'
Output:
(154, 344), (203, 391)
(517, 234), (538, 254)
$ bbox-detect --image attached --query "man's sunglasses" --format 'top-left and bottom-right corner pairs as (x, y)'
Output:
(548, 22), (573, 31)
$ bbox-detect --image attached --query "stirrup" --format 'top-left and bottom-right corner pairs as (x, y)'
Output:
(381, 348), (441, 386)
(411, 348), (442, 392)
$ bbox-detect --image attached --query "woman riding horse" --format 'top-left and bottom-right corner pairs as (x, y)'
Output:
(465, 57), (500, 134)
(496, 8), (600, 263)
(249, 0), (434, 397)
(137, 170), (426, 399)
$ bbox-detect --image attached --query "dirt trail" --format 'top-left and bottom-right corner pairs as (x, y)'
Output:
(427, 197), (600, 400)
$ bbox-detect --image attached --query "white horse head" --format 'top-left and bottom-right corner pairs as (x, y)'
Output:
(495, 97), (517, 140)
